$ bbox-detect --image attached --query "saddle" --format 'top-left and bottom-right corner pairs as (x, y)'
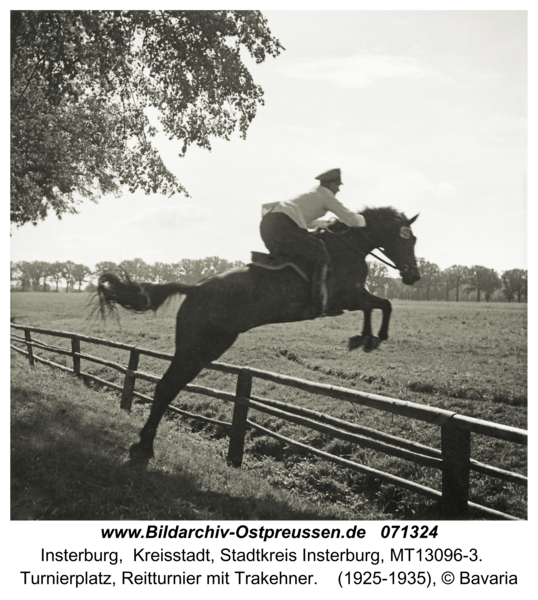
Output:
(250, 252), (309, 282)
(249, 252), (344, 316)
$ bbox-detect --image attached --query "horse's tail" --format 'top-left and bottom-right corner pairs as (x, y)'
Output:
(93, 271), (193, 319)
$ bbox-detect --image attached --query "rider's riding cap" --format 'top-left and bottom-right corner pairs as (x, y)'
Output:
(315, 168), (342, 185)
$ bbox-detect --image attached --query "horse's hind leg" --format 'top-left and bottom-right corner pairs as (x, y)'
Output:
(128, 356), (186, 464)
(129, 331), (238, 464)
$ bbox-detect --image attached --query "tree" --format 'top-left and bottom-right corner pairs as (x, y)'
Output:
(118, 258), (151, 281)
(465, 266), (501, 302)
(94, 261), (119, 273)
(11, 11), (283, 226)
(10, 262), (21, 289)
(93, 261), (119, 285)
(414, 258), (440, 300)
(25, 260), (49, 291)
(61, 260), (76, 292)
(41, 261), (55, 291)
(49, 261), (65, 291)
(366, 261), (389, 294)
(483, 276), (501, 301)
(502, 269), (527, 303)
(16, 261), (32, 291)
(443, 265), (468, 301)
(177, 257), (243, 284)
(72, 263), (93, 291)
(151, 262), (178, 284)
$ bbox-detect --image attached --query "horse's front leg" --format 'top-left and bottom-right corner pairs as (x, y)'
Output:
(375, 295), (392, 342)
(348, 306), (372, 350)
(348, 287), (392, 352)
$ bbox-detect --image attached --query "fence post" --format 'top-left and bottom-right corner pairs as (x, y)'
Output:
(441, 423), (471, 518)
(227, 369), (252, 468)
(121, 349), (140, 411)
(71, 337), (81, 376)
(24, 329), (34, 366)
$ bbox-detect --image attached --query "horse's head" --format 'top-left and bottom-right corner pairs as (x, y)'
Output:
(329, 207), (421, 285)
(379, 211), (421, 285)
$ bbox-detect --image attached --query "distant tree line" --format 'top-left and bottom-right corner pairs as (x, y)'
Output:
(366, 259), (527, 303)
(10, 257), (244, 293)
(10, 257), (527, 303)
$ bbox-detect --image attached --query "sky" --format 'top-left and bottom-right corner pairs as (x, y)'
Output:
(9, 9), (529, 276)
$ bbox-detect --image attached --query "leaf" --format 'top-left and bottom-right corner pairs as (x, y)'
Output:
(11, 10), (283, 226)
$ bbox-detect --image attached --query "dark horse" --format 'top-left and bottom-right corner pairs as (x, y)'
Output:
(95, 206), (420, 463)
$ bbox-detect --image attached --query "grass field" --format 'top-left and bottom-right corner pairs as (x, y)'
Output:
(11, 352), (366, 520)
(11, 292), (528, 520)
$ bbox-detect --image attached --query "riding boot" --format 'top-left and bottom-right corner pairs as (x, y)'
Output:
(319, 264), (328, 315)
(309, 263), (328, 316)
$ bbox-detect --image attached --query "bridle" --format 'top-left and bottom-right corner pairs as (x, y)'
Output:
(322, 223), (411, 274)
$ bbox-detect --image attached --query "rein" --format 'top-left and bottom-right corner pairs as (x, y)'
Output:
(368, 251), (399, 271)
(322, 226), (400, 272)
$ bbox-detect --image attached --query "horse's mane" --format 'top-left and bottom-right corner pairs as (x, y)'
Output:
(361, 206), (408, 224)
(324, 206), (408, 233)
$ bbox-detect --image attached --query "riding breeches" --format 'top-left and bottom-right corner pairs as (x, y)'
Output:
(260, 212), (329, 268)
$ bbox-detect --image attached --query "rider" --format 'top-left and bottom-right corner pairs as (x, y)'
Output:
(260, 168), (366, 314)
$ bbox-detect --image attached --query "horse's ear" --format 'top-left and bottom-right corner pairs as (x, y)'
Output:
(408, 213), (419, 225)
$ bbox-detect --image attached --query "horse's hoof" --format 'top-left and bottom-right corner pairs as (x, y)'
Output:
(363, 336), (381, 352)
(126, 455), (151, 470)
(348, 335), (364, 351)
(129, 442), (153, 463)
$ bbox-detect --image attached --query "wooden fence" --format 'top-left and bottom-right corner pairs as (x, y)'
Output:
(11, 323), (527, 520)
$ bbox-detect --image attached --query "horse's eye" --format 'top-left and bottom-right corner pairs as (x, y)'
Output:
(400, 226), (411, 239)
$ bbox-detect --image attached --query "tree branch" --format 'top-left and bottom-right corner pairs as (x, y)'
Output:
(11, 55), (45, 115)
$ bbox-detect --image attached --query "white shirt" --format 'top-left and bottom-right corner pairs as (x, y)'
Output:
(262, 186), (366, 230)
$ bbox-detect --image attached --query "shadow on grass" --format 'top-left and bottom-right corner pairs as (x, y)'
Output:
(11, 370), (352, 521)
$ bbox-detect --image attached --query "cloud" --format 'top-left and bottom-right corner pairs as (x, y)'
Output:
(127, 204), (211, 231)
(59, 234), (118, 256)
(479, 114), (526, 144)
(435, 182), (457, 198)
(279, 54), (452, 89)
(378, 172), (456, 199)
(61, 234), (113, 246)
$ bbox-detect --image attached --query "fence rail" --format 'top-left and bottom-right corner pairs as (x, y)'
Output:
(11, 323), (527, 520)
